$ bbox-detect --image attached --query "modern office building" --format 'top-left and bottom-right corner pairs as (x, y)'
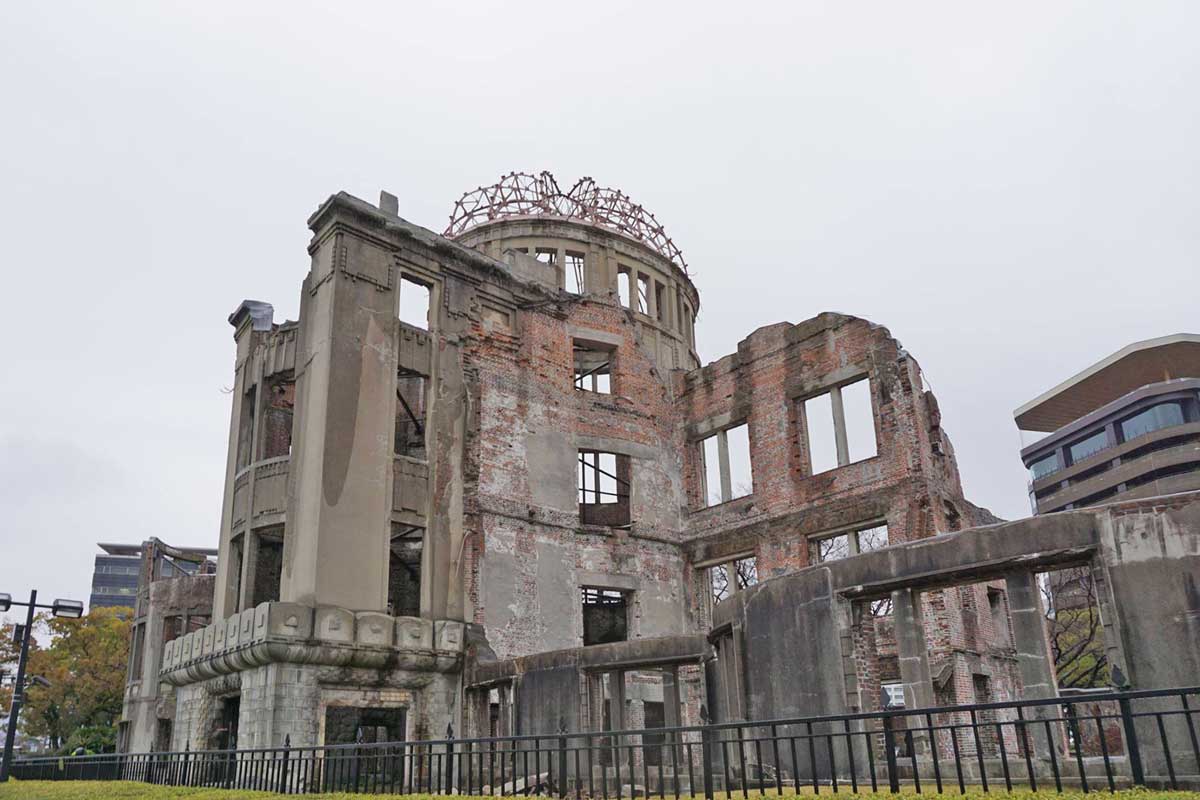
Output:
(1015, 334), (1200, 515)
(90, 543), (215, 610)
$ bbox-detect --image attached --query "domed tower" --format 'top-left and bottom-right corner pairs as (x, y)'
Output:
(447, 171), (701, 371)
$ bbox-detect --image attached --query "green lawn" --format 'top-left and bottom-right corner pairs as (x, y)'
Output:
(2, 782), (1200, 800)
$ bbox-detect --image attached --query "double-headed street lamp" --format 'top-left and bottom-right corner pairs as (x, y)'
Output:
(0, 590), (85, 782)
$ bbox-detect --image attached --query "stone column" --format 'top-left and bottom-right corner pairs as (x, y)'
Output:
(892, 588), (935, 710)
(1005, 570), (1060, 757)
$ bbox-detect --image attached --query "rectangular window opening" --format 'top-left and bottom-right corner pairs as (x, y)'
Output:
(578, 450), (631, 527)
(803, 391), (838, 475)
(618, 268), (632, 309)
(699, 423), (753, 507)
(841, 378), (878, 463)
(534, 247), (558, 266)
(654, 281), (667, 323)
(398, 276), (432, 331)
(395, 369), (427, 460)
(809, 521), (888, 563)
(236, 386), (257, 470)
(636, 273), (650, 315)
(250, 529), (284, 607)
(582, 587), (628, 645)
(573, 340), (613, 394)
(565, 251), (585, 294)
(709, 555), (758, 605)
(260, 380), (295, 458)
(389, 525), (423, 617)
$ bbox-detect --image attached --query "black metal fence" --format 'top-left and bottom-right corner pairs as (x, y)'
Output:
(11, 687), (1200, 795)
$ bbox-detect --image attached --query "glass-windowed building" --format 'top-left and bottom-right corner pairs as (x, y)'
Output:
(89, 542), (214, 610)
(1014, 334), (1200, 515)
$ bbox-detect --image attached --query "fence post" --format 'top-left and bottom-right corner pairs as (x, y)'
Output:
(1118, 696), (1145, 786)
(699, 704), (714, 800)
(557, 717), (568, 798)
(182, 741), (191, 787)
(883, 714), (900, 794)
(445, 723), (455, 794)
(279, 735), (291, 794)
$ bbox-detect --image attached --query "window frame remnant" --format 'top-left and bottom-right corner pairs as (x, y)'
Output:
(573, 339), (614, 394)
(581, 586), (629, 645)
(800, 376), (878, 475)
(534, 247), (558, 266)
(577, 450), (631, 527)
(808, 521), (889, 564)
(565, 250), (586, 294)
(708, 554), (758, 605)
(698, 423), (753, 507)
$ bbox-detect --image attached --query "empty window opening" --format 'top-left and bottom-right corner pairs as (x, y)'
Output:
(618, 268), (632, 309)
(534, 247), (558, 266)
(578, 450), (631, 527)
(809, 522), (889, 563)
(395, 369), (427, 460)
(636, 273), (650, 314)
(129, 623), (146, 681)
(698, 423), (753, 507)
(236, 386), (257, 470)
(870, 597), (894, 617)
(802, 377), (877, 474)
(388, 524), (423, 617)
(229, 534), (245, 612)
(324, 706), (406, 748)
(573, 340), (613, 394)
(840, 378), (878, 463)
(709, 555), (758, 605)
(654, 281), (667, 323)
(1040, 568), (1109, 688)
(803, 392), (838, 475)
(250, 529), (284, 606)
(582, 587), (628, 645)
(643, 700), (666, 766)
(987, 587), (1012, 649)
(260, 380), (295, 459)
(565, 251), (585, 294)
(397, 276), (432, 331)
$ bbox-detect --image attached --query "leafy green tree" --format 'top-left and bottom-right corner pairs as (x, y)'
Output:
(20, 607), (131, 752)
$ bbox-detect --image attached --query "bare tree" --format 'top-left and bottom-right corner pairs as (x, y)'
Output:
(1041, 569), (1109, 689)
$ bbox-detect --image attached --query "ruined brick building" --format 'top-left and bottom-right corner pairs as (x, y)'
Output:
(151, 172), (1111, 755)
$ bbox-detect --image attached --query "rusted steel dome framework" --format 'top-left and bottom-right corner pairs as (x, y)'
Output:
(445, 171), (688, 273)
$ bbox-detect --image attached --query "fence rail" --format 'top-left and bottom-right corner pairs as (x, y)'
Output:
(11, 687), (1200, 795)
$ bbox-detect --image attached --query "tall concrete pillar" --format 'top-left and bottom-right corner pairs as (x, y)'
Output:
(281, 211), (398, 612)
(892, 588), (935, 710)
(1005, 570), (1060, 756)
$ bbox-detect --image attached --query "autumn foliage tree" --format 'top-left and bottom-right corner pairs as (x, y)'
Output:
(18, 606), (131, 752)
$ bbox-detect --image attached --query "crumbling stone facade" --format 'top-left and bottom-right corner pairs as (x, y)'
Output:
(151, 177), (1043, 755)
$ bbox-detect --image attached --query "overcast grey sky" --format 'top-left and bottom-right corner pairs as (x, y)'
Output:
(1, 2), (1197, 608)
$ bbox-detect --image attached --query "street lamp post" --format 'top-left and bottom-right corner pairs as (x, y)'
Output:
(0, 590), (85, 782)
